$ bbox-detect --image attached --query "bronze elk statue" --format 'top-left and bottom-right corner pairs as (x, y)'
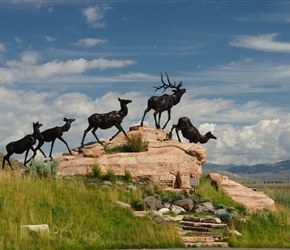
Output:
(140, 72), (186, 129)
(2, 121), (43, 170)
(169, 117), (217, 144)
(81, 97), (132, 147)
(27, 118), (75, 161)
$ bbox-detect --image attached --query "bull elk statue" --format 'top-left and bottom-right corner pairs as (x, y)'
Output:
(169, 117), (217, 144)
(140, 72), (186, 129)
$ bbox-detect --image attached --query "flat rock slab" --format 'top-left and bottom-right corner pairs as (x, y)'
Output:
(209, 173), (275, 212)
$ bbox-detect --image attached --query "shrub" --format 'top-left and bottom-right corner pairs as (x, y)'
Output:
(104, 169), (116, 181)
(104, 135), (148, 154)
(25, 159), (59, 178)
(219, 212), (232, 223)
(92, 164), (102, 177)
(124, 169), (132, 182)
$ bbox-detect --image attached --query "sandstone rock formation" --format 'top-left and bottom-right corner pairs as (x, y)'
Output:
(209, 173), (275, 212)
(58, 125), (207, 189)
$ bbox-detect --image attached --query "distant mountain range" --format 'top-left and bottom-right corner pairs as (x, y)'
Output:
(203, 160), (290, 182)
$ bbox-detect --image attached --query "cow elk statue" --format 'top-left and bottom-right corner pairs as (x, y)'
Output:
(28, 118), (75, 161)
(169, 117), (217, 144)
(2, 121), (44, 170)
(81, 98), (132, 147)
(140, 72), (186, 129)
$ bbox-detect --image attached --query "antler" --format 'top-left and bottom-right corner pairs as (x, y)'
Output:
(154, 72), (179, 92)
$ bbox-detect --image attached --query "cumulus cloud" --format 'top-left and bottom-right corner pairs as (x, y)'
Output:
(0, 51), (136, 84)
(229, 33), (290, 52)
(0, 43), (6, 52)
(74, 38), (107, 48)
(82, 4), (111, 28)
(1, 86), (289, 166)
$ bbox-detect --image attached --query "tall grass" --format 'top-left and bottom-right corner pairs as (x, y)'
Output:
(0, 171), (183, 250)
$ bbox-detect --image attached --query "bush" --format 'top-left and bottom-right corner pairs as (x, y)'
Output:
(104, 169), (116, 181)
(92, 164), (102, 177)
(104, 135), (148, 153)
(219, 212), (232, 223)
(25, 159), (59, 178)
(124, 169), (132, 182)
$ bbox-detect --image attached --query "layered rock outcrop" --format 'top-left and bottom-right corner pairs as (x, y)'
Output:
(58, 125), (207, 189)
(209, 173), (275, 212)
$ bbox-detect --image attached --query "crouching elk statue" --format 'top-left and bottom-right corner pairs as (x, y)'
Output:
(169, 117), (217, 144)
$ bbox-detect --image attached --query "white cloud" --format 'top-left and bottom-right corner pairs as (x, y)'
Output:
(0, 53), (136, 84)
(74, 38), (107, 48)
(0, 43), (6, 53)
(82, 4), (111, 29)
(1, 85), (289, 166)
(229, 33), (290, 52)
(45, 36), (56, 42)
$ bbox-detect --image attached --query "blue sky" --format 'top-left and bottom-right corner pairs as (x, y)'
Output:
(1, 0), (290, 166)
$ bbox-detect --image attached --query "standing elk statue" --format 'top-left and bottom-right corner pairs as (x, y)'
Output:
(169, 117), (217, 144)
(27, 118), (75, 161)
(140, 72), (186, 130)
(2, 121), (44, 170)
(81, 97), (132, 147)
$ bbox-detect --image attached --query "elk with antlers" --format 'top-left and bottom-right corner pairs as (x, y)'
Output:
(169, 117), (217, 144)
(2, 122), (44, 170)
(140, 72), (186, 129)
(81, 98), (132, 147)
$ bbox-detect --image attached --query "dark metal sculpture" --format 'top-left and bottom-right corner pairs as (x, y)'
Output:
(81, 97), (132, 146)
(169, 117), (217, 144)
(140, 72), (186, 129)
(30, 118), (75, 160)
(2, 121), (44, 170)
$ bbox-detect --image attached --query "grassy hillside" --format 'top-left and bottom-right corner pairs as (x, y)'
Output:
(0, 152), (24, 170)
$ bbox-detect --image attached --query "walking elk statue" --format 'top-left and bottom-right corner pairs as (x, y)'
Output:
(28, 118), (75, 161)
(140, 72), (186, 130)
(169, 117), (217, 144)
(81, 97), (132, 147)
(2, 121), (43, 170)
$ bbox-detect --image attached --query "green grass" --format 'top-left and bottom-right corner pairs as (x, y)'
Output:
(0, 171), (183, 250)
(104, 135), (148, 154)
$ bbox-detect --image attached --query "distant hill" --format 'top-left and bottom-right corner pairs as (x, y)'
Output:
(0, 152), (24, 170)
(204, 160), (290, 182)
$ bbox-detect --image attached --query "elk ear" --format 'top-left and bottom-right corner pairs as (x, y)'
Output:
(118, 97), (121, 101)
(63, 118), (67, 121)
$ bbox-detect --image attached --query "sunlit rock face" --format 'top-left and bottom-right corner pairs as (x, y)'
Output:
(58, 125), (207, 189)
(209, 173), (275, 212)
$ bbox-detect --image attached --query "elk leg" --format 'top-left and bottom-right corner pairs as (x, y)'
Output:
(58, 136), (72, 155)
(91, 127), (102, 144)
(81, 125), (93, 147)
(2, 153), (13, 170)
(24, 147), (34, 166)
(162, 109), (171, 130)
(110, 124), (128, 141)
(140, 108), (151, 127)
(175, 128), (182, 142)
(49, 139), (56, 159)
(153, 111), (160, 129)
(26, 140), (46, 163)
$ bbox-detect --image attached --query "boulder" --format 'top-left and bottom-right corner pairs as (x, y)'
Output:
(58, 125), (207, 189)
(209, 173), (275, 212)
(173, 199), (194, 211)
(143, 196), (163, 210)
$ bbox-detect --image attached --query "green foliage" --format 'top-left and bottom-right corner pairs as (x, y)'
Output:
(104, 135), (148, 154)
(104, 168), (117, 181)
(124, 169), (132, 182)
(0, 171), (184, 249)
(162, 195), (173, 203)
(219, 212), (232, 223)
(191, 195), (200, 203)
(92, 163), (102, 177)
(25, 159), (59, 178)
(173, 194), (185, 201)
